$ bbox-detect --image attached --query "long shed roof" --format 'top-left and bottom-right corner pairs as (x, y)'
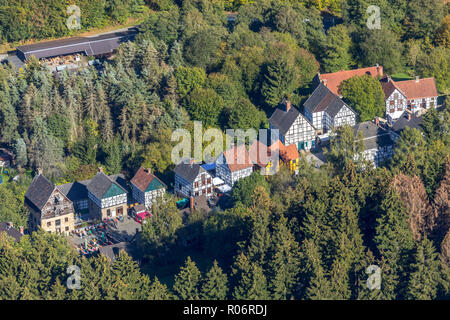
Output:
(16, 29), (137, 60)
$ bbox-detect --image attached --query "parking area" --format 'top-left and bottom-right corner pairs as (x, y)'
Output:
(67, 216), (141, 256)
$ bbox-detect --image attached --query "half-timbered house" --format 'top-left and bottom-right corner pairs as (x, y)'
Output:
(269, 99), (316, 151)
(87, 168), (128, 220)
(216, 144), (253, 186)
(381, 76), (438, 122)
(353, 121), (394, 167)
(130, 167), (166, 209)
(174, 159), (213, 198)
(303, 83), (357, 134)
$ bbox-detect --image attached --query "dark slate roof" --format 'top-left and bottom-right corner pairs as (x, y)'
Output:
(353, 121), (386, 139)
(0, 222), (23, 242)
(99, 242), (129, 263)
(392, 111), (423, 134)
(304, 83), (355, 118)
(353, 121), (394, 150)
(362, 134), (394, 150)
(269, 104), (304, 135)
(174, 159), (205, 183)
(58, 174), (127, 202)
(57, 181), (89, 202)
(87, 172), (127, 200)
(25, 174), (55, 210)
(16, 29), (138, 61)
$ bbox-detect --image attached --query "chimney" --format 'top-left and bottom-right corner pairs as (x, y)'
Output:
(146, 168), (151, 174)
(322, 79), (327, 86)
(374, 117), (379, 126)
(37, 168), (43, 176)
(407, 113), (411, 120)
(98, 167), (103, 173)
(190, 159), (194, 167)
(19, 226), (24, 235)
(415, 76), (419, 83)
(7, 222), (13, 229)
(190, 196), (194, 210)
(285, 100), (291, 111)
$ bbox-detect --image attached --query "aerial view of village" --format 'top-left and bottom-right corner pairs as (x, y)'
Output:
(0, 0), (449, 308)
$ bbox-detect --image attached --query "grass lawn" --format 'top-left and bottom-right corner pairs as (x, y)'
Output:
(391, 73), (414, 81)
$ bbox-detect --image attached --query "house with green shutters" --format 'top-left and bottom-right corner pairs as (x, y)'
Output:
(130, 167), (166, 209)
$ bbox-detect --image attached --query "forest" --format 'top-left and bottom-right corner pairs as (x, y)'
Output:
(0, 0), (449, 300)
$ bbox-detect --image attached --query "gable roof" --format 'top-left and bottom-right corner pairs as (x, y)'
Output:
(269, 104), (312, 135)
(249, 139), (271, 168)
(0, 222), (23, 242)
(392, 111), (423, 134)
(353, 121), (394, 150)
(393, 78), (438, 100)
(99, 242), (129, 263)
(304, 83), (355, 118)
(281, 144), (300, 162)
(318, 66), (384, 96)
(249, 139), (299, 167)
(353, 121), (385, 138)
(220, 144), (253, 172)
(174, 159), (206, 183)
(131, 167), (166, 193)
(87, 172), (127, 200)
(25, 174), (56, 211)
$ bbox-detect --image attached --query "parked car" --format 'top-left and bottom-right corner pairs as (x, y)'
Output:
(135, 211), (152, 224)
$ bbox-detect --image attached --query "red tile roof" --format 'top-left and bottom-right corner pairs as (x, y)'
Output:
(319, 66), (384, 96)
(131, 167), (165, 192)
(392, 78), (438, 99)
(280, 144), (299, 162)
(223, 144), (253, 172)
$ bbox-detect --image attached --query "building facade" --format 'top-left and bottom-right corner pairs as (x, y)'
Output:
(269, 99), (316, 151)
(303, 83), (356, 134)
(25, 172), (75, 234)
(86, 169), (128, 220)
(381, 76), (438, 122)
(216, 145), (254, 186)
(174, 160), (214, 198)
(353, 121), (395, 167)
(131, 167), (166, 209)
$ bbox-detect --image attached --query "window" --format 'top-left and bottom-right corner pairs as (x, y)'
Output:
(107, 209), (111, 217)
(207, 178), (211, 184)
(55, 219), (61, 226)
(47, 221), (51, 227)
(65, 226), (69, 231)
(65, 217), (69, 222)
(394, 93), (398, 99)
(390, 100), (395, 106)
(390, 109), (395, 113)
